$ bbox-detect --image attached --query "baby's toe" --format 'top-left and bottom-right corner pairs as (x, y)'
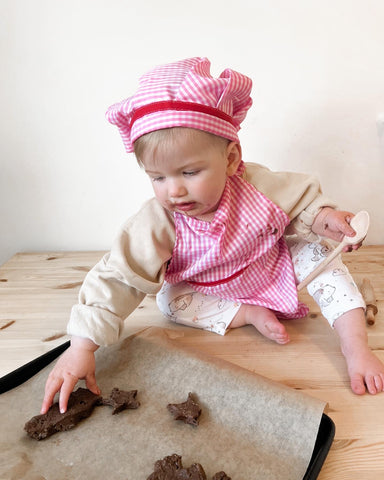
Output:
(350, 374), (366, 395)
(264, 322), (290, 344)
(373, 374), (384, 393)
(364, 373), (384, 394)
(276, 337), (290, 345)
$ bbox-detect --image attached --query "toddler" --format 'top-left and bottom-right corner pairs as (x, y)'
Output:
(41, 57), (384, 414)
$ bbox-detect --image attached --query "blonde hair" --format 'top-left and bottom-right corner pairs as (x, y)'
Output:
(134, 127), (230, 166)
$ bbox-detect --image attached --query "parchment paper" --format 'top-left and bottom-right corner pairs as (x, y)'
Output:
(0, 327), (327, 480)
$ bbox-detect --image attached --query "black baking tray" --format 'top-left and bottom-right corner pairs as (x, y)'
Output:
(0, 341), (334, 479)
(303, 413), (335, 479)
(0, 341), (70, 394)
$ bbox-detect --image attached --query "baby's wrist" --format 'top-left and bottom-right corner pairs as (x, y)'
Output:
(70, 335), (99, 352)
(312, 207), (334, 235)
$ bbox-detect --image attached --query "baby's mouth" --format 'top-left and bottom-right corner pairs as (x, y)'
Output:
(171, 202), (196, 213)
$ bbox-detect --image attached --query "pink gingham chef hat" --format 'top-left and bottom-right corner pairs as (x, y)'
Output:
(106, 57), (253, 153)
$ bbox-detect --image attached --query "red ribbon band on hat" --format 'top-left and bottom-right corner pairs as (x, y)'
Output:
(130, 100), (236, 127)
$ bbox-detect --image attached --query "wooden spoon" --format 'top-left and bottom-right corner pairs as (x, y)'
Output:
(297, 210), (370, 291)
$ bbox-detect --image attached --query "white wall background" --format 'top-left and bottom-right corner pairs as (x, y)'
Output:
(1, 0), (384, 266)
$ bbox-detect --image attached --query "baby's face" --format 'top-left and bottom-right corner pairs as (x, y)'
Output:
(141, 130), (240, 222)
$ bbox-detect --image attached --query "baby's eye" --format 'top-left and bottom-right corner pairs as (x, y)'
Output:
(151, 176), (165, 182)
(183, 170), (199, 177)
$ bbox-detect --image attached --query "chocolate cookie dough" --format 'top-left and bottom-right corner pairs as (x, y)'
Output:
(212, 473), (231, 480)
(147, 454), (207, 480)
(147, 454), (231, 480)
(102, 387), (140, 414)
(24, 388), (102, 440)
(167, 392), (202, 426)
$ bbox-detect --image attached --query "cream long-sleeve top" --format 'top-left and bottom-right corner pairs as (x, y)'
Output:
(67, 162), (337, 346)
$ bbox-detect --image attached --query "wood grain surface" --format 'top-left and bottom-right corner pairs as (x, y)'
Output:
(0, 246), (383, 479)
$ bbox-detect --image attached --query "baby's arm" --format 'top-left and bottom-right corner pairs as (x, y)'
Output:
(40, 336), (99, 414)
(40, 199), (175, 414)
(311, 207), (362, 251)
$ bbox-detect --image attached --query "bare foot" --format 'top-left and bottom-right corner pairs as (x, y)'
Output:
(230, 304), (290, 344)
(344, 346), (384, 395)
(334, 308), (384, 395)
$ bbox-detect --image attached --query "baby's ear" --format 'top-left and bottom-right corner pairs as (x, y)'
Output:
(226, 142), (242, 176)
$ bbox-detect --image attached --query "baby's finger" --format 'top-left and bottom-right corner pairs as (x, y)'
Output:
(41, 377), (63, 414)
(85, 373), (100, 396)
(341, 217), (356, 237)
(58, 373), (79, 413)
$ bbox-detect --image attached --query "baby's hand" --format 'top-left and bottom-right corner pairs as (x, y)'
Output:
(312, 207), (362, 251)
(40, 336), (100, 414)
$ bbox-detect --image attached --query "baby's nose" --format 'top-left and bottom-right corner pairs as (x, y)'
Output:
(168, 179), (187, 198)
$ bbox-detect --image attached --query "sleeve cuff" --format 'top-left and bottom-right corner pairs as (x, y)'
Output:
(67, 304), (124, 346)
(287, 196), (338, 241)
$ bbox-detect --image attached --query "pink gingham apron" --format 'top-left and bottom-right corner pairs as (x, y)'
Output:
(165, 171), (308, 319)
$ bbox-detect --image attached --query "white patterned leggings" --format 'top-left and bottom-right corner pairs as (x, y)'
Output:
(156, 240), (365, 336)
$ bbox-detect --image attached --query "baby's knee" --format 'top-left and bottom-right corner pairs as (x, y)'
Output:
(156, 281), (241, 335)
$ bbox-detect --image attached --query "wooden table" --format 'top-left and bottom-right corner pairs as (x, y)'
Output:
(1, 247), (384, 479)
